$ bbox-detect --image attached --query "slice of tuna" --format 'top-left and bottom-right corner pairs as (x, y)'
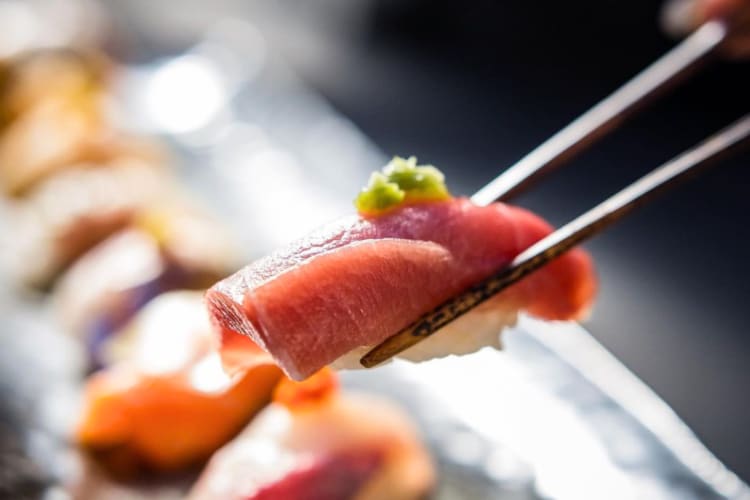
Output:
(207, 198), (596, 380)
(248, 449), (384, 500)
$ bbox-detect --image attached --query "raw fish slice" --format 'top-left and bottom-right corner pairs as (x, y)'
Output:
(189, 369), (434, 500)
(207, 198), (596, 380)
(247, 449), (384, 500)
(76, 292), (281, 475)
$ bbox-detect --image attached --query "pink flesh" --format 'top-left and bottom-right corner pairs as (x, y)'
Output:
(247, 448), (383, 500)
(206, 198), (596, 380)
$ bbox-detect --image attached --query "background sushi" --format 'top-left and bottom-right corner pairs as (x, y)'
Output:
(76, 292), (282, 476)
(188, 369), (435, 500)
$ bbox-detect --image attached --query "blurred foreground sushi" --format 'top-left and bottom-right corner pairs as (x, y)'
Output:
(189, 369), (435, 500)
(76, 292), (281, 476)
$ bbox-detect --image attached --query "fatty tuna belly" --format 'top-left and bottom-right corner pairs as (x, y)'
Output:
(245, 239), (461, 380)
(474, 204), (597, 321)
(206, 198), (597, 381)
(372, 199), (596, 321)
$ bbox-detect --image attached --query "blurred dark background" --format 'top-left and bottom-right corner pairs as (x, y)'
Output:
(268, 0), (750, 481)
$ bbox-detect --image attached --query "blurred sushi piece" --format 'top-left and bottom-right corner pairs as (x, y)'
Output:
(189, 369), (435, 500)
(0, 48), (136, 197)
(53, 202), (237, 366)
(3, 153), (172, 288)
(75, 291), (282, 477)
(0, 48), (111, 128)
(0, 47), (180, 290)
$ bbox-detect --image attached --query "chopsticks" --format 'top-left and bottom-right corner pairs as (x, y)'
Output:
(361, 114), (750, 368)
(360, 20), (735, 368)
(471, 20), (728, 206)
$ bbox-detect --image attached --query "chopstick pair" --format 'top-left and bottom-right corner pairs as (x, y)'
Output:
(360, 20), (749, 368)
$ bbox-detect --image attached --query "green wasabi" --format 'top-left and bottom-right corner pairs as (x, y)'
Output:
(355, 156), (451, 216)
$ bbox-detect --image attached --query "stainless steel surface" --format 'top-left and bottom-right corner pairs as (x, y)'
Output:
(470, 21), (727, 206)
(347, 318), (750, 499)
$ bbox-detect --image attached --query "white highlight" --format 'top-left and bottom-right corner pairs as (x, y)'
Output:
(143, 55), (225, 134)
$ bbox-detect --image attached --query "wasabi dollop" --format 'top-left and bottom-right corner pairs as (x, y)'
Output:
(355, 156), (451, 216)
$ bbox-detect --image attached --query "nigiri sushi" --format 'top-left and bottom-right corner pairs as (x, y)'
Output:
(4, 155), (170, 287)
(54, 203), (237, 366)
(206, 157), (596, 380)
(188, 368), (435, 500)
(76, 292), (281, 475)
(0, 48), (141, 197)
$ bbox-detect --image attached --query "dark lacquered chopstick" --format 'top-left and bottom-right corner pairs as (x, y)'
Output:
(361, 114), (750, 368)
(471, 20), (728, 206)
